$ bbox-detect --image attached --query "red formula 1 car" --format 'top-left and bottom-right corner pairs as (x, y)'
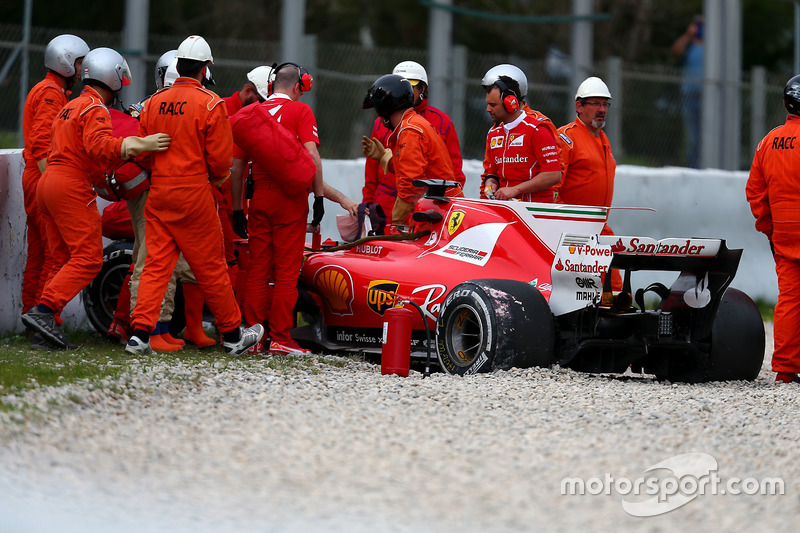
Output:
(295, 180), (765, 382)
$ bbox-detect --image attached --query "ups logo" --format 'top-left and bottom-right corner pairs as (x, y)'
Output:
(367, 280), (400, 316)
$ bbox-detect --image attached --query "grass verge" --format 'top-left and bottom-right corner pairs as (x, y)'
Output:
(0, 329), (359, 416)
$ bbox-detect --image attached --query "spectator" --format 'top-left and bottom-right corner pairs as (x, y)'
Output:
(672, 14), (704, 168)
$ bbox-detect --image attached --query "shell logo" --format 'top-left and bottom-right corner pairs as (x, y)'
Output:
(569, 246), (576, 254)
(314, 266), (354, 315)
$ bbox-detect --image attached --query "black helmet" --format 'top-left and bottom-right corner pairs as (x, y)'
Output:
(362, 74), (414, 119)
(784, 75), (800, 115)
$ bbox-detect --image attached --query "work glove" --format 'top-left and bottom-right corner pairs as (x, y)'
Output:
(311, 196), (325, 227)
(210, 172), (230, 187)
(120, 133), (171, 159)
(361, 136), (392, 173)
(392, 197), (415, 227)
(233, 210), (248, 239)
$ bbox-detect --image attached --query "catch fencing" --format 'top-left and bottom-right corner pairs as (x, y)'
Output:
(0, 23), (789, 169)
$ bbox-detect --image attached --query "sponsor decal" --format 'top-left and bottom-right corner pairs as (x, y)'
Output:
(569, 244), (614, 258)
(431, 222), (509, 266)
(448, 210), (466, 235)
(494, 154), (529, 164)
(425, 231), (438, 246)
(355, 244), (383, 255)
(333, 327), (383, 344)
(509, 134), (525, 147)
(490, 136), (504, 148)
(684, 272), (711, 308)
(554, 259), (608, 274)
(558, 132), (573, 146)
(464, 352), (489, 375)
(549, 234), (612, 316)
(609, 237), (719, 257)
(367, 280), (400, 316)
(575, 290), (599, 301)
(411, 284), (447, 322)
(443, 246), (487, 260)
(314, 266), (354, 316)
(528, 278), (553, 293)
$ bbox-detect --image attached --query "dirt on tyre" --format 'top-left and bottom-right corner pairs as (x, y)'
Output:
(436, 279), (555, 376)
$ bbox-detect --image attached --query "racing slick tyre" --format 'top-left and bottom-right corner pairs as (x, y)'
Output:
(705, 287), (765, 381)
(436, 279), (555, 375)
(82, 240), (134, 335)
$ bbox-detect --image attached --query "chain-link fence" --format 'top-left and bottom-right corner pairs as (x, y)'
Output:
(0, 23), (789, 169)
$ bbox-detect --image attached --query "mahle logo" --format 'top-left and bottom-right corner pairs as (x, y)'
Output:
(367, 280), (400, 316)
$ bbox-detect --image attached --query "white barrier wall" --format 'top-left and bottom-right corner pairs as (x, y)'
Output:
(0, 149), (777, 334)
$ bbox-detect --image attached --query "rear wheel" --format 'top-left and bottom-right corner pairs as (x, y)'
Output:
(706, 287), (765, 381)
(436, 279), (555, 375)
(82, 240), (133, 335)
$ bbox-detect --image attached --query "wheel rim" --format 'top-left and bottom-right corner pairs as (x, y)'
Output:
(91, 264), (127, 328)
(445, 304), (485, 367)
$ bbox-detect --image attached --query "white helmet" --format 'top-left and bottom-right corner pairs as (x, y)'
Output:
(482, 64), (528, 98)
(575, 76), (612, 100)
(392, 61), (428, 86)
(81, 47), (131, 92)
(155, 50), (176, 90)
(44, 34), (90, 77)
(247, 65), (273, 100)
(162, 59), (179, 88)
(176, 35), (213, 63)
(163, 57), (213, 88)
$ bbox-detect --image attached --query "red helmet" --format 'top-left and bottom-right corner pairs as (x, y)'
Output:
(95, 161), (150, 201)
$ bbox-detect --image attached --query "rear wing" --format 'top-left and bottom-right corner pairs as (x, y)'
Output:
(548, 234), (741, 317)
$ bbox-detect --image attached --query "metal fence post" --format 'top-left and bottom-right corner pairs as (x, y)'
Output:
(606, 56), (623, 159)
(451, 45), (467, 135)
(721, 0), (741, 170)
(17, 0), (32, 146)
(281, 0), (305, 63)
(302, 34), (317, 111)
(750, 66), (766, 162)
(428, 0), (453, 112)
(701, 0), (723, 169)
(570, 0), (594, 121)
(121, 0), (150, 107)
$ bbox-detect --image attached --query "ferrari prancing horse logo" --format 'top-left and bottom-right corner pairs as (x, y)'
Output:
(448, 210), (466, 235)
